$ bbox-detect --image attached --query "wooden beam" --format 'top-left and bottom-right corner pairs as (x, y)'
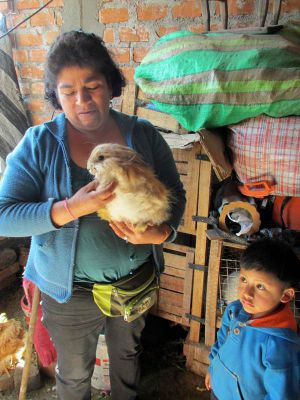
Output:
(204, 240), (223, 346)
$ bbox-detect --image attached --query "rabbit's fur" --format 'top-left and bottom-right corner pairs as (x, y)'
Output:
(87, 143), (171, 232)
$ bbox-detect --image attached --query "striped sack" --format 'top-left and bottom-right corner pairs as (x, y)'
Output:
(227, 115), (300, 197)
(134, 24), (300, 131)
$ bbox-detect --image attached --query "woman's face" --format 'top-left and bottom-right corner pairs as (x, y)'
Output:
(56, 65), (112, 135)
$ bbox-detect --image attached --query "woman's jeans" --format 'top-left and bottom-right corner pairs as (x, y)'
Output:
(41, 287), (147, 400)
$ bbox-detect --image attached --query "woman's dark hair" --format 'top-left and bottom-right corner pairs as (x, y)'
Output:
(44, 30), (126, 109)
(240, 239), (300, 287)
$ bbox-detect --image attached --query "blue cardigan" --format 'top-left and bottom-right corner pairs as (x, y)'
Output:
(0, 110), (186, 302)
(209, 300), (300, 400)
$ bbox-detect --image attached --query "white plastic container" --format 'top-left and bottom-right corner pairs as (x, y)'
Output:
(91, 334), (111, 391)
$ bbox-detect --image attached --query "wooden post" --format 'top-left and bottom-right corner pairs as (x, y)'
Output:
(188, 150), (212, 344)
(204, 239), (223, 346)
(19, 285), (40, 400)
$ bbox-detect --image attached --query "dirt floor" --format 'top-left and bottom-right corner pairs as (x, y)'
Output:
(0, 279), (210, 400)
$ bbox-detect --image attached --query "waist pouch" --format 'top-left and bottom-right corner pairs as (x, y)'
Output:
(92, 262), (159, 322)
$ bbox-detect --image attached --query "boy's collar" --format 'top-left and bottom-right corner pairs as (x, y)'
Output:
(247, 302), (297, 332)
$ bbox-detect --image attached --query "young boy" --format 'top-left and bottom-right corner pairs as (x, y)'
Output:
(205, 238), (300, 400)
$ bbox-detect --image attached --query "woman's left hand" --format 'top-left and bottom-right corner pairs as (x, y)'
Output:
(109, 221), (172, 245)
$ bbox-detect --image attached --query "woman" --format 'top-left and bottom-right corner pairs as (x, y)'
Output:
(0, 31), (185, 400)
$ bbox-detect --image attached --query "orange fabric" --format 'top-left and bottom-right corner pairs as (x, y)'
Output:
(272, 196), (300, 230)
(249, 303), (297, 332)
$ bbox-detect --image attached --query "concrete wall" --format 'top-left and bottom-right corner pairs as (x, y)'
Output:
(0, 0), (299, 125)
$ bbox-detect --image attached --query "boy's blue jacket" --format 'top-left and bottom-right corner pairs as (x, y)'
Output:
(209, 300), (300, 400)
(0, 110), (186, 302)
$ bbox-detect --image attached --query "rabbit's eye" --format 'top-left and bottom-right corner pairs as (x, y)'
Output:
(98, 155), (105, 161)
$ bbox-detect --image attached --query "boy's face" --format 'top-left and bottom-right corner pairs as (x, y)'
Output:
(238, 267), (294, 319)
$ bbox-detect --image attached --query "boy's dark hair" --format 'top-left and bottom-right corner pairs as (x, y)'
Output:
(240, 239), (300, 287)
(44, 30), (126, 109)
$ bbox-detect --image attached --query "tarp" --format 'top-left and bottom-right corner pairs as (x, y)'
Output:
(0, 17), (29, 176)
(134, 23), (300, 131)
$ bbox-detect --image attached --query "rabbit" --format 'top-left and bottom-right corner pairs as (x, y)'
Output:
(87, 143), (171, 232)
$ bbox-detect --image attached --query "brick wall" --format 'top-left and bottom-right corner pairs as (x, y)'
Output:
(1, 0), (299, 125)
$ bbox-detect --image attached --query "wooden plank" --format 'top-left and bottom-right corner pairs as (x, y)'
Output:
(181, 144), (201, 235)
(189, 359), (208, 377)
(163, 242), (194, 254)
(272, 0), (282, 25)
(199, 129), (232, 181)
(136, 107), (180, 132)
(137, 87), (149, 102)
(164, 252), (186, 270)
(157, 301), (183, 317)
(160, 274), (184, 293)
(189, 154), (212, 343)
(201, 0), (210, 31)
(182, 250), (195, 326)
(172, 147), (195, 162)
(154, 310), (188, 326)
(175, 162), (188, 175)
(121, 83), (137, 115)
(158, 288), (183, 306)
(0, 262), (20, 281)
(258, 0), (269, 27)
(193, 342), (210, 365)
(204, 240), (223, 346)
(223, 241), (247, 251)
(219, 0), (228, 30)
(163, 265), (185, 278)
(179, 175), (188, 187)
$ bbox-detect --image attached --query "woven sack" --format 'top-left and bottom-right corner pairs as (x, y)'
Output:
(228, 115), (300, 197)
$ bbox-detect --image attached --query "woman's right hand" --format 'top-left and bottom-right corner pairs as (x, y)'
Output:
(50, 180), (116, 226)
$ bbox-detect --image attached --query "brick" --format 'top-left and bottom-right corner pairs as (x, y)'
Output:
(121, 66), (135, 82)
(19, 82), (31, 96)
(119, 27), (149, 42)
(133, 47), (149, 63)
(56, 12), (63, 26)
(17, 33), (43, 47)
(157, 26), (179, 37)
(13, 49), (28, 63)
(8, 13), (28, 29)
(228, 0), (255, 16)
(111, 48), (130, 64)
(30, 49), (47, 63)
(47, 0), (64, 7)
(282, 0), (300, 11)
(26, 98), (45, 113)
(103, 28), (115, 43)
(31, 82), (45, 95)
(99, 8), (128, 24)
(17, 0), (40, 10)
(137, 5), (168, 21)
(172, 1), (201, 18)
(19, 66), (44, 80)
(45, 31), (59, 45)
(30, 10), (55, 27)
(210, 23), (222, 32)
(0, 2), (9, 12)
(189, 25), (206, 34)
